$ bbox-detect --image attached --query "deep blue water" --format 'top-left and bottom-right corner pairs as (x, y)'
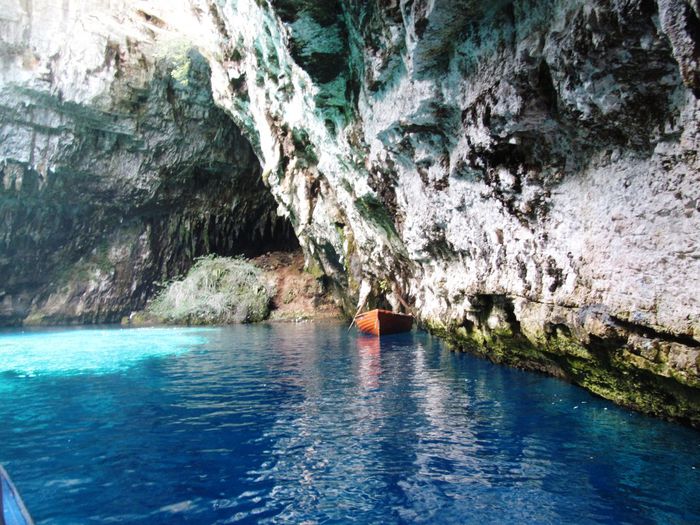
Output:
(1, 324), (699, 524)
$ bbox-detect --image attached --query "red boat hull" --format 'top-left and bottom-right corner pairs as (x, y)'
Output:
(355, 309), (414, 336)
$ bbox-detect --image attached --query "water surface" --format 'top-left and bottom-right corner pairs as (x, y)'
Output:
(0, 324), (698, 524)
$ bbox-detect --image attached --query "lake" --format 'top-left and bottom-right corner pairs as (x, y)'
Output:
(1, 323), (699, 524)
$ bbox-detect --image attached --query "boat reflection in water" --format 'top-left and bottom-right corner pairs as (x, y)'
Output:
(357, 336), (382, 390)
(1, 466), (34, 525)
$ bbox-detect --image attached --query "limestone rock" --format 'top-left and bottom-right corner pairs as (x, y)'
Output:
(206, 0), (700, 423)
(0, 0), (289, 324)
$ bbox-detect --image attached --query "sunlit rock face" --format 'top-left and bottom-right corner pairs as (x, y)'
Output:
(201, 0), (700, 423)
(1, 0), (699, 422)
(0, 1), (289, 325)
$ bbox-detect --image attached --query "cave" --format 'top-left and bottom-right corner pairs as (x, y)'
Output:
(0, 50), (299, 326)
(0, 0), (698, 427)
(1, 1), (700, 522)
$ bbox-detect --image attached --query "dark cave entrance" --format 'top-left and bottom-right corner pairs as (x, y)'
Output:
(146, 159), (300, 276)
(142, 46), (301, 271)
(181, 207), (300, 260)
(0, 46), (302, 326)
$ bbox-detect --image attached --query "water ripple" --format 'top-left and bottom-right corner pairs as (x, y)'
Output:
(0, 324), (698, 524)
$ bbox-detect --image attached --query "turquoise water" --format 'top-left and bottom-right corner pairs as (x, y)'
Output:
(0, 328), (210, 377)
(0, 324), (699, 524)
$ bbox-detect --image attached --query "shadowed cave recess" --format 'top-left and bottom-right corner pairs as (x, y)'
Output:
(1, 0), (700, 425)
(0, 50), (298, 326)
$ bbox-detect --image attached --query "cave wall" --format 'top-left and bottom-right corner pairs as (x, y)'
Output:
(0, 0), (287, 325)
(348, 0), (700, 422)
(199, 0), (700, 423)
(1, 0), (699, 423)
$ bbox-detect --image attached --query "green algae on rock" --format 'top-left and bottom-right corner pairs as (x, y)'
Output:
(426, 295), (700, 428)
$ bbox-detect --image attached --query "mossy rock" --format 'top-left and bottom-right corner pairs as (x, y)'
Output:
(427, 319), (700, 427)
(146, 255), (274, 325)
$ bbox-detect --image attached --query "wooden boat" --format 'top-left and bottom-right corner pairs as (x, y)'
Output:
(355, 309), (414, 336)
(1, 465), (34, 525)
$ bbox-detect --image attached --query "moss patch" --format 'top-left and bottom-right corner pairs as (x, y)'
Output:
(354, 194), (399, 239)
(426, 319), (700, 428)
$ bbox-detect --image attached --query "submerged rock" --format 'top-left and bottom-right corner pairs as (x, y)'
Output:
(1, 0), (699, 423)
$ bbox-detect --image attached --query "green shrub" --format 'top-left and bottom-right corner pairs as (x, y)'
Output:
(148, 256), (273, 324)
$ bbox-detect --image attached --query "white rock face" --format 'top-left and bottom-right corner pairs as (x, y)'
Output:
(204, 0), (700, 421)
(205, 2), (699, 328)
(1, 0), (699, 421)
